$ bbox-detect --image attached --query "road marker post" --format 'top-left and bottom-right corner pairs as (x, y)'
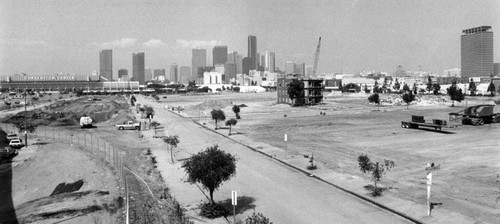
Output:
(284, 134), (288, 159)
(427, 172), (432, 216)
(232, 190), (237, 223)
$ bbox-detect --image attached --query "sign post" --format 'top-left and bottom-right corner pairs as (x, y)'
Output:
(426, 172), (432, 216)
(231, 191), (237, 224)
(284, 134), (288, 158)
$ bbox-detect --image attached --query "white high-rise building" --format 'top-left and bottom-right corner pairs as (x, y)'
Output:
(265, 51), (275, 72)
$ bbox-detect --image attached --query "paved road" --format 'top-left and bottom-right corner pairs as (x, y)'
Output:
(139, 96), (413, 224)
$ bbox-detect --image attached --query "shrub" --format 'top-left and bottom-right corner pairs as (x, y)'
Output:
(199, 203), (229, 219)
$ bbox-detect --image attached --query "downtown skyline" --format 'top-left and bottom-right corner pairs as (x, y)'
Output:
(1, 0), (499, 76)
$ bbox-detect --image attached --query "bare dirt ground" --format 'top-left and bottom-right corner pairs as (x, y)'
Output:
(158, 91), (500, 223)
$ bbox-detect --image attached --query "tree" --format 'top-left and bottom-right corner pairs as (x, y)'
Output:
(432, 83), (441, 95)
(151, 121), (160, 136)
(244, 212), (273, 224)
(368, 93), (380, 110)
(357, 154), (395, 196)
(402, 83), (410, 93)
(225, 118), (237, 135)
(143, 105), (155, 119)
(373, 81), (380, 93)
(426, 76), (433, 92)
(468, 81), (477, 96)
(487, 81), (496, 96)
(447, 80), (464, 107)
(412, 83), (418, 95)
(211, 109), (226, 130)
(232, 105), (241, 119)
(163, 135), (180, 163)
(182, 145), (237, 204)
(14, 122), (38, 133)
(287, 79), (304, 106)
(393, 78), (400, 91)
(401, 91), (416, 109)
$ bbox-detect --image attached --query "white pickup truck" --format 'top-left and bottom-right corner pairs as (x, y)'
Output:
(115, 121), (140, 130)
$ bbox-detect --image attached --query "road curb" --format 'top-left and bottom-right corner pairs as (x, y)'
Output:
(164, 108), (423, 224)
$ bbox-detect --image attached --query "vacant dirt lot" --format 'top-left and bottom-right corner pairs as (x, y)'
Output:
(159, 91), (500, 223)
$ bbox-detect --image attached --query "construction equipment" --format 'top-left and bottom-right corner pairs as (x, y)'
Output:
(312, 37), (321, 78)
(401, 115), (448, 131)
(449, 104), (500, 125)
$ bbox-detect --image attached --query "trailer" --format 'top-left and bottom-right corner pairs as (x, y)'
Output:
(449, 104), (500, 126)
(401, 115), (447, 131)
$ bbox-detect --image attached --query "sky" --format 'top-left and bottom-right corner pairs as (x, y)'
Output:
(1, 0), (499, 77)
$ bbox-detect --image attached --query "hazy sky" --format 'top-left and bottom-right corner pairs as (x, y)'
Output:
(1, 0), (499, 77)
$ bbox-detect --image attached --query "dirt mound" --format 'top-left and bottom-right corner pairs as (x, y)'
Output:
(190, 99), (233, 110)
(103, 109), (137, 125)
(3, 96), (131, 126)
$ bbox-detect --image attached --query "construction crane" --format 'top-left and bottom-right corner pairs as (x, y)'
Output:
(312, 37), (321, 78)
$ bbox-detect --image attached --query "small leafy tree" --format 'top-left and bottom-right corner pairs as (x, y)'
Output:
(401, 91), (416, 109)
(402, 83), (410, 93)
(426, 76), (433, 92)
(182, 144), (237, 204)
(447, 80), (464, 107)
(468, 81), (477, 96)
(244, 212), (273, 224)
(487, 81), (496, 96)
(368, 93), (380, 110)
(393, 78), (400, 91)
(232, 105), (241, 119)
(357, 154), (395, 196)
(143, 105), (155, 118)
(163, 135), (180, 163)
(433, 83), (441, 95)
(287, 79), (304, 106)
(225, 118), (237, 135)
(211, 109), (226, 130)
(412, 83), (418, 95)
(151, 121), (160, 136)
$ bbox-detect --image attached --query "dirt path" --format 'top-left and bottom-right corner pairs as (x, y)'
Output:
(137, 95), (414, 224)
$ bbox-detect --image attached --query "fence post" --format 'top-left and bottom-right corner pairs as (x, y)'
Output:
(97, 137), (100, 158)
(90, 135), (93, 153)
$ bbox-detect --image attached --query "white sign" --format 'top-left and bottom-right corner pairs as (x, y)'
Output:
(284, 134), (287, 142)
(426, 172), (432, 186)
(231, 191), (237, 206)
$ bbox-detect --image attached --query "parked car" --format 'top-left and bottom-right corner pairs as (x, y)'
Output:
(115, 121), (140, 130)
(6, 133), (19, 142)
(9, 139), (25, 149)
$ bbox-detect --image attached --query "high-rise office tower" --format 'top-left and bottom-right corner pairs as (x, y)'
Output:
(192, 49), (207, 81)
(99, 49), (113, 81)
(153, 69), (166, 80)
(170, 64), (178, 83)
(118, 69), (128, 79)
(256, 52), (261, 69)
(265, 51), (275, 72)
(132, 52), (145, 85)
(227, 51), (237, 64)
(260, 54), (266, 70)
(242, 57), (252, 75)
(145, 67), (153, 82)
(179, 66), (191, 84)
(248, 35), (257, 70)
(213, 46), (228, 66)
(285, 61), (295, 74)
(236, 53), (243, 74)
(461, 26), (494, 78)
(295, 63), (306, 76)
(224, 63), (237, 83)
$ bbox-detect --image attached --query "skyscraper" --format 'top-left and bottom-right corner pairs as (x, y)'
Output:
(132, 52), (145, 85)
(242, 57), (252, 75)
(179, 66), (191, 84)
(265, 51), (275, 72)
(248, 35), (257, 70)
(295, 63), (306, 76)
(213, 46), (228, 66)
(153, 69), (166, 80)
(192, 49), (206, 81)
(99, 49), (113, 81)
(145, 67), (153, 82)
(285, 61), (295, 74)
(170, 64), (178, 83)
(224, 63), (237, 83)
(461, 26), (494, 78)
(118, 69), (128, 79)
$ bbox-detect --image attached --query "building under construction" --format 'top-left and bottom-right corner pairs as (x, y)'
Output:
(277, 76), (324, 105)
